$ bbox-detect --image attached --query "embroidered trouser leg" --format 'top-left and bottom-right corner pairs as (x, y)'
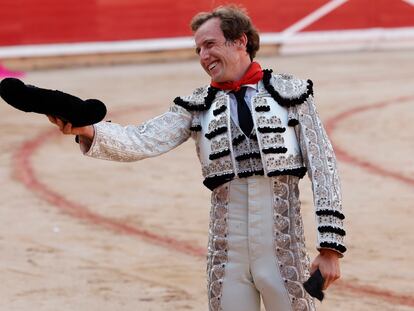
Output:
(207, 176), (315, 311)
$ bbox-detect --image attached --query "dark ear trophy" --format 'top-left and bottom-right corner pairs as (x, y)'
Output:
(0, 78), (107, 127)
(303, 268), (325, 301)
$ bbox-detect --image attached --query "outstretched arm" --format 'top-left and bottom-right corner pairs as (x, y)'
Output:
(48, 105), (192, 162)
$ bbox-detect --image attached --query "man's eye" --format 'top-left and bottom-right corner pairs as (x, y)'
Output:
(195, 48), (200, 55)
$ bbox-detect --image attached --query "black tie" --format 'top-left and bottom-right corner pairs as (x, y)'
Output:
(233, 87), (253, 136)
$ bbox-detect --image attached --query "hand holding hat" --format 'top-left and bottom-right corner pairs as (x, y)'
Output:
(0, 78), (107, 127)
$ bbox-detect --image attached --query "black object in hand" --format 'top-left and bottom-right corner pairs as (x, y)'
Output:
(0, 78), (107, 127)
(303, 268), (325, 301)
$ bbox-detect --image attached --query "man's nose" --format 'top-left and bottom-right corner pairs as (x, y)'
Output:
(199, 48), (209, 60)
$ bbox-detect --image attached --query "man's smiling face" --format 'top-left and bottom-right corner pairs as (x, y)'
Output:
(194, 18), (245, 83)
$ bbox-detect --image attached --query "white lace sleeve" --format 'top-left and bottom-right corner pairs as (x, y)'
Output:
(83, 105), (192, 162)
(296, 95), (346, 257)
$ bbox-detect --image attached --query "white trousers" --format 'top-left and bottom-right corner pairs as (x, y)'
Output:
(207, 176), (315, 311)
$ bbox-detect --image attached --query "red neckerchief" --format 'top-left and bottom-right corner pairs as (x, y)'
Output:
(211, 62), (263, 91)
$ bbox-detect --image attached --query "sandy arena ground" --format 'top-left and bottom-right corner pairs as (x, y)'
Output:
(1, 50), (414, 311)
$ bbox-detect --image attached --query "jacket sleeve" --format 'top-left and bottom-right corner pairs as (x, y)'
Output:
(81, 105), (192, 162)
(295, 92), (346, 257)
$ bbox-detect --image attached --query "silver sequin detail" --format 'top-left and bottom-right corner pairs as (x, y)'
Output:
(230, 119), (263, 175)
(207, 184), (230, 311)
(252, 96), (270, 110)
(207, 115), (227, 134)
(272, 176), (315, 311)
(297, 97), (345, 254)
(190, 111), (202, 139)
(272, 74), (309, 99)
(202, 159), (233, 179)
(257, 115), (282, 128)
(261, 133), (285, 147)
(180, 86), (210, 108)
(85, 105), (192, 161)
(266, 154), (303, 171)
(211, 137), (230, 154)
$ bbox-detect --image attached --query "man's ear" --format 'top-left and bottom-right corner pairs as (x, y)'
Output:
(235, 33), (248, 50)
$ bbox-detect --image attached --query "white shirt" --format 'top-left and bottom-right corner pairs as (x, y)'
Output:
(227, 83), (258, 126)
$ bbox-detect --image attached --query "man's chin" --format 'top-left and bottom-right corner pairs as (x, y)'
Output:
(209, 70), (225, 83)
(211, 75), (226, 83)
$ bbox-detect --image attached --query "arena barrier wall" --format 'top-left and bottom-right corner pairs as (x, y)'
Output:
(0, 0), (413, 59)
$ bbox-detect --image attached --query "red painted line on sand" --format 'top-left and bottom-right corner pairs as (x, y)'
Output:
(335, 280), (414, 307)
(325, 95), (414, 308)
(12, 106), (205, 258)
(12, 98), (414, 307)
(325, 95), (414, 186)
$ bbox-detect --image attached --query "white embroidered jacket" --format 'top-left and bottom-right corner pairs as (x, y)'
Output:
(82, 70), (346, 255)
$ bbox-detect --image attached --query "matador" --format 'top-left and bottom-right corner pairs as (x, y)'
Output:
(47, 5), (346, 311)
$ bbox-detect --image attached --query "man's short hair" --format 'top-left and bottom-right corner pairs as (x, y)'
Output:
(191, 5), (260, 60)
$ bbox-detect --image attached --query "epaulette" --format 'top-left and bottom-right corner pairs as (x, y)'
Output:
(173, 85), (220, 112)
(262, 69), (313, 107)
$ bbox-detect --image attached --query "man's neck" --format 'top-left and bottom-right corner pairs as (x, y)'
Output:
(230, 61), (253, 82)
(210, 61), (263, 91)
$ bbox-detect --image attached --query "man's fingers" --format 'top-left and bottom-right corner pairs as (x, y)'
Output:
(321, 271), (332, 290)
(310, 262), (318, 275)
(56, 118), (72, 134)
(321, 270), (340, 290)
(48, 115), (89, 137)
(323, 276), (337, 290)
(56, 118), (65, 130)
(322, 278), (331, 290)
(47, 115), (57, 124)
(62, 122), (73, 134)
